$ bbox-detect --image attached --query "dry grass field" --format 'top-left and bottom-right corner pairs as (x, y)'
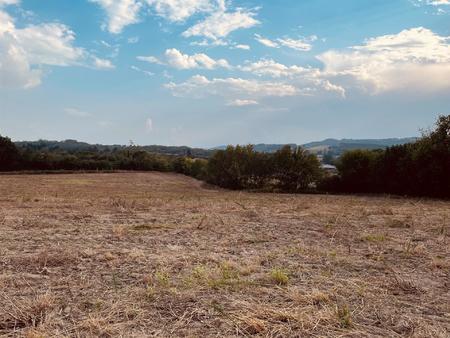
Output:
(0, 173), (449, 337)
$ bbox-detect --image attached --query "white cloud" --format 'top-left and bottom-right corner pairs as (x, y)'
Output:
(183, 5), (259, 40)
(411, 0), (450, 13)
(0, 9), (114, 89)
(254, 34), (279, 48)
(131, 65), (154, 76)
(127, 36), (139, 44)
(145, 0), (215, 22)
(190, 38), (228, 47)
(240, 59), (310, 78)
(65, 108), (91, 117)
(317, 27), (450, 93)
(164, 48), (230, 69)
(0, 13), (79, 88)
(165, 75), (298, 99)
(277, 37), (313, 51)
(98, 40), (120, 58)
(428, 0), (450, 4)
(238, 59), (345, 97)
(240, 28), (450, 98)
(0, 0), (19, 6)
(90, 0), (142, 34)
(0, 35), (42, 88)
(255, 34), (315, 51)
(91, 0), (223, 33)
(136, 55), (163, 64)
(90, 0), (259, 42)
(227, 99), (259, 106)
(145, 117), (153, 132)
(413, 0), (450, 6)
(138, 48), (230, 70)
(10, 23), (85, 66)
(93, 57), (115, 69)
(162, 58), (346, 103)
(233, 44), (250, 50)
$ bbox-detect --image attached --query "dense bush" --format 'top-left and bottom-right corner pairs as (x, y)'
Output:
(173, 157), (208, 180)
(207, 145), (323, 191)
(335, 149), (383, 193)
(207, 145), (272, 189)
(0, 136), (21, 171)
(272, 146), (322, 192)
(331, 115), (450, 198)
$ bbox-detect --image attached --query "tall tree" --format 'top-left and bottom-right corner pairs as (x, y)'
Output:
(0, 136), (20, 171)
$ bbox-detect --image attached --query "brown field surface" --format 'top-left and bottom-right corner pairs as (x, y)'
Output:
(0, 173), (449, 337)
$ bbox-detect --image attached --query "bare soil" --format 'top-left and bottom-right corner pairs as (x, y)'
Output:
(0, 173), (449, 337)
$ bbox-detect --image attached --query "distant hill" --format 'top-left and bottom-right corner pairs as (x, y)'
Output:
(303, 137), (417, 149)
(213, 138), (417, 155)
(302, 137), (418, 156)
(213, 143), (297, 153)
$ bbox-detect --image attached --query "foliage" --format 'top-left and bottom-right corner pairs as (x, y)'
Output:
(173, 157), (208, 180)
(0, 135), (21, 171)
(336, 149), (383, 192)
(330, 115), (450, 197)
(16, 139), (212, 158)
(207, 145), (322, 192)
(272, 145), (323, 192)
(207, 145), (273, 189)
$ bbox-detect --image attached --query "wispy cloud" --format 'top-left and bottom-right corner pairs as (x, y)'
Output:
(127, 36), (139, 44)
(89, 0), (142, 34)
(145, 0), (216, 22)
(138, 48), (231, 70)
(255, 34), (316, 51)
(131, 65), (154, 76)
(65, 108), (92, 117)
(0, 0), (20, 7)
(93, 57), (115, 69)
(227, 99), (259, 106)
(183, 3), (259, 40)
(165, 75), (298, 100)
(145, 117), (153, 132)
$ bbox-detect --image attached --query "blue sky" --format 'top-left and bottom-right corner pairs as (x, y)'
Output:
(0, 0), (449, 147)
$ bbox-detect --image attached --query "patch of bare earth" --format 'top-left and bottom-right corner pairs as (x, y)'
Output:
(0, 172), (449, 337)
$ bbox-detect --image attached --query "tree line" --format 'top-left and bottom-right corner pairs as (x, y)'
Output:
(323, 115), (450, 198)
(0, 139), (189, 173)
(1, 115), (449, 198)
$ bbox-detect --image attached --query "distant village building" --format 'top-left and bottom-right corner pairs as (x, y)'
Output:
(321, 164), (338, 175)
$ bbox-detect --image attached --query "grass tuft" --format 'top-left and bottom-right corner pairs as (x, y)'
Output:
(270, 268), (289, 286)
(336, 303), (352, 328)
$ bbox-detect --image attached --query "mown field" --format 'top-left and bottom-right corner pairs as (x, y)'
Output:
(0, 173), (449, 337)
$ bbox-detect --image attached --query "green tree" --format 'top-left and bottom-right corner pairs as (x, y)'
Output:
(337, 149), (382, 192)
(207, 145), (270, 189)
(0, 136), (20, 171)
(272, 145), (323, 192)
(410, 115), (450, 197)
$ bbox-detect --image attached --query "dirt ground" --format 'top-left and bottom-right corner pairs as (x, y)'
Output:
(0, 172), (449, 337)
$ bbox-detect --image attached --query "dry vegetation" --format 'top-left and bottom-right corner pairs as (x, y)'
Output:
(0, 172), (449, 337)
